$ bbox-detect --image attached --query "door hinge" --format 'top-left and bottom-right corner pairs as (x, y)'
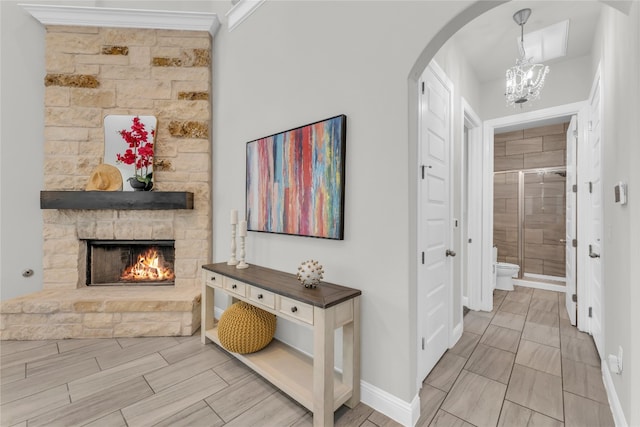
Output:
(421, 252), (425, 265)
(421, 337), (425, 350)
(572, 239), (577, 248)
(572, 294), (577, 303)
(588, 121), (593, 131)
(572, 184), (577, 193)
(421, 165), (424, 179)
(421, 81), (425, 94)
(589, 307), (593, 318)
(589, 182), (593, 193)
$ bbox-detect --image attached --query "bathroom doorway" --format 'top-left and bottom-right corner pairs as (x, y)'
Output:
(493, 121), (570, 291)
(494, 167), (567, 289)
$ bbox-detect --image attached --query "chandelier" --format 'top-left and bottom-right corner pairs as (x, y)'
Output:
(505, 9), (549, 106)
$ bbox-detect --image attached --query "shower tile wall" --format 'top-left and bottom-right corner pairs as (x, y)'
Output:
(494, 123), (568, 280)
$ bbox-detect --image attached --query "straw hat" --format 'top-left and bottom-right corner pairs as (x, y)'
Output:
(85, 164), (123, 191)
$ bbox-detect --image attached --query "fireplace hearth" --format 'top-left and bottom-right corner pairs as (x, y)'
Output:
(87, 240), (175, 286)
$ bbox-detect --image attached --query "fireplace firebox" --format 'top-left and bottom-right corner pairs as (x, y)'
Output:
(86, 240), (175, 286)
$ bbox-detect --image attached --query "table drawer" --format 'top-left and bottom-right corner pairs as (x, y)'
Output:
(223, 277), (247, 297)
(248, 286), (275, 310)
(203, 270), (223, 288)
(278, 296), (313, 325)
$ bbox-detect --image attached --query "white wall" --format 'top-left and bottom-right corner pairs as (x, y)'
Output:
(0, 0), (479, 408)
(209, 0), (474, 404)
(593, 3), (640, 425)
(0, 1), (47, 300)
(479, 54), (594, 120)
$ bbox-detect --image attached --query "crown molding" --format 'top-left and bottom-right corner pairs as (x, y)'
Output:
(20, 4), (220, 37)
(226, 0), (266, 32)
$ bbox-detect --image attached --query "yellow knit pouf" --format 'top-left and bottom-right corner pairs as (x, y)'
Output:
(218, 301), (276, 354)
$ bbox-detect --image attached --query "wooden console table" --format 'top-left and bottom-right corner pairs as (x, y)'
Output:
(201, 263), (361, 427)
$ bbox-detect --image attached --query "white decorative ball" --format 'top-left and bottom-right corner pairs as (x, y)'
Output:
(296, 260), (324, 288)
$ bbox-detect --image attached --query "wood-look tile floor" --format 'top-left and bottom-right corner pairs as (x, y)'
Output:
(0, 333), (393, 427)
(0, 286), (614, 427)
(420, 287), (615, 427)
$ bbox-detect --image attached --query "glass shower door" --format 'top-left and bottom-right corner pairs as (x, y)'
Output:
(522, 169), (566, 281)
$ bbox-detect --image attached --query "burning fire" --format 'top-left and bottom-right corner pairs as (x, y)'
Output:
(121, 248), (175, 282)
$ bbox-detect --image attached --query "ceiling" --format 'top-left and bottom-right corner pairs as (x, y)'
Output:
(452, 1), (603, 84)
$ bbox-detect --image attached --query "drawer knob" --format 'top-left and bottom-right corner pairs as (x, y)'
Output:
(291, 306), (298, 313)
(257, 294), (263, 299)
(232, 284), (237, 289)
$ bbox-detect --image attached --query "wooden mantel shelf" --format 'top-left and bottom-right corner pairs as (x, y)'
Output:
(40, 191), (194, 210)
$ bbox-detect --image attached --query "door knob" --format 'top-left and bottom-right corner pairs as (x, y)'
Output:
(446, 249), (456, 257)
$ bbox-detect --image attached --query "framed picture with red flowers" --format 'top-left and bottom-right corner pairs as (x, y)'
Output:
(104, 115), (157, 191)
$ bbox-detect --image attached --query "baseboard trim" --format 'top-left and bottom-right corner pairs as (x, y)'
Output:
(601, 363), (628, 427)
(451, 321), (463, 347)
(361, 381), (418, 427)
(513, 279), (566, 293)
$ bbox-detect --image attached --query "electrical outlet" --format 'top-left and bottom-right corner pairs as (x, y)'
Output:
(608, 346), (623, 375)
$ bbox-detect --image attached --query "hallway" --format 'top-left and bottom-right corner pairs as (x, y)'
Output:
(418, 286), (614, 426)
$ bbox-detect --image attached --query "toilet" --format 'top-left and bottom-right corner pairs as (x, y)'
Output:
(493, 247), (520, 291)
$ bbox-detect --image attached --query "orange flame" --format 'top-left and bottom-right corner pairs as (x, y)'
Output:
(120, 248), (175, 282)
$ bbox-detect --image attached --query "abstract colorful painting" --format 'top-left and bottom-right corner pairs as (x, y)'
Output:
(246, 115), (346, 240)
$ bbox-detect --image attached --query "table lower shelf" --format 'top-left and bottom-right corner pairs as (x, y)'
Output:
(204, 326), (352, 412)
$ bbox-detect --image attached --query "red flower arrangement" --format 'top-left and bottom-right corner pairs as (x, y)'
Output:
(116, 116), (155, 189)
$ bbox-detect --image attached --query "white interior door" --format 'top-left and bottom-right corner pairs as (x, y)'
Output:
(418, 62), (452, 380)
(565, 116), (578, 325)
(587, 72), (604, 358)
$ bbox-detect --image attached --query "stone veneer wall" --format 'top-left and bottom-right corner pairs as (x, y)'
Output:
(0, 26), (212, 339)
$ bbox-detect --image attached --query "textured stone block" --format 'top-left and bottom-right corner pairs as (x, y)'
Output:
(176, 139), (209, 153)
(105, 300), (193, 312)
(157, 36), (210, 49)
(45, 86), (70, 107)
(45, 106), (102, 127)
(22, 300), (60, 314)
(116, 80), (171, 100)
(46, 51), (75, 73)
(113, 322), (182, 337)
(44, 140), (78, 155)
(101, 65), (151, 80)
(102, 45), (129, 55)
(73, 301), (105, 312)
(0, 300), (23, 314)
(168, 121), (208, 138)
(83, 313), (114, 328)
(177, 91), (208, 101)
(43, 254), (78, 270)
(127, 46), (151, 66)
(43, 268), (79, 285)
(151, 222), (174, 239)
(46, 33), (101, 54)
(151, 67), (209, 83)
(71, 88), (116, 107)
(45, 127), (90, 141)
(0, 324), (83, 340)
(121, 312), (182, 323)
(45, 74), (100, 88)
(152, 57), (182, 67)
(155, 100), (210, 121)
(102, 28), (156, 46)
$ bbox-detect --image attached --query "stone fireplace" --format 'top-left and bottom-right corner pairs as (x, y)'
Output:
(0, 6), (220, 340)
